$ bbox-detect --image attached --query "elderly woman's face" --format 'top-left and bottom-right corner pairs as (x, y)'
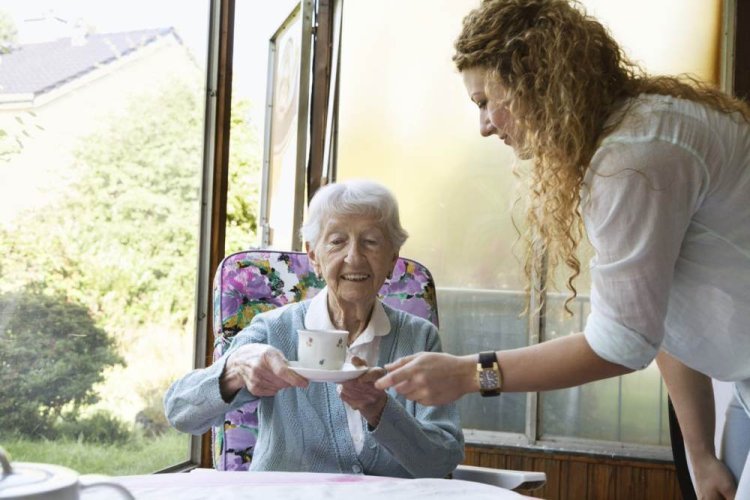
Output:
(462, 67), (516, 148)
(308, 214), (398, 307)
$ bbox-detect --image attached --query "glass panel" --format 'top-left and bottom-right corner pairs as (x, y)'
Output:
(226, 0), (299, 254)
(0, 0), (210, 473)
(336, 0), (527, 433)
(539, 0), (721, 445)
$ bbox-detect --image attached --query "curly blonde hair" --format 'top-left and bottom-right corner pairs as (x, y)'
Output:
(454, 0), (750, 313)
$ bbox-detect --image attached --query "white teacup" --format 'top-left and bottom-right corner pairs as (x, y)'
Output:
(297, 329), (349, 370)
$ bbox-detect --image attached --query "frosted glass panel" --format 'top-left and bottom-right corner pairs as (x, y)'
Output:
(337, 0), (527, 432)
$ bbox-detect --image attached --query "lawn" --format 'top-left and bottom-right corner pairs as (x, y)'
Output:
(2, 428), (189, 475)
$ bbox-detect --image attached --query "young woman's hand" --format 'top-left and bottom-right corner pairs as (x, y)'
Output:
(692, 452), (737, 500)
(374, 352), (477, 406)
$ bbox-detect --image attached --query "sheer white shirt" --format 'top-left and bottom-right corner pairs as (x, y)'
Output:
(581, 94), (750, 409)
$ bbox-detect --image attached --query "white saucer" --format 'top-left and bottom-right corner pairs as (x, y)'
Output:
(288, 361), (368, 383)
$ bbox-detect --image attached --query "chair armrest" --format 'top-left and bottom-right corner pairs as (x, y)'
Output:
(452, 464), (546, 491)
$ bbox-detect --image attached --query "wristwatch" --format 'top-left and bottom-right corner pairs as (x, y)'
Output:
(477, 351), (502, 397)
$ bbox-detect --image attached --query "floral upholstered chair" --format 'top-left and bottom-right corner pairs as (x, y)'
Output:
(211, 249), (439, 471)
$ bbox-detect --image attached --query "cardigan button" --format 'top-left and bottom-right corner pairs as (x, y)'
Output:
(352, 464), (362, 474)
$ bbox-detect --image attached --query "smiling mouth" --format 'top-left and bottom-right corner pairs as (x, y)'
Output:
(341, 273), (370, 281)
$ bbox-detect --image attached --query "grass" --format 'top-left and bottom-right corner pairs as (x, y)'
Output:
(2, 428), (189, 475)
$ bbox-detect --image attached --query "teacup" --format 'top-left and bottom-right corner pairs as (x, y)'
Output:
(297, 329), (348, 370)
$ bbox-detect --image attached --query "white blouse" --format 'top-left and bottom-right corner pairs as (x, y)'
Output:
(581, 94), (750, 409)
(304, 286), (391, 454)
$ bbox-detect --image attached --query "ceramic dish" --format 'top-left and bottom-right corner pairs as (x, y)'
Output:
(288, 361), (368, 383)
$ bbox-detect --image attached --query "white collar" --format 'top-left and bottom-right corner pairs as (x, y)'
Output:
(305, 286), (391, 347)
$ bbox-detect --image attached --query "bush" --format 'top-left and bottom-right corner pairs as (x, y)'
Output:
(135, 383), (171, 436)
(55, 411), (132, 444)
(0, 287), (123, 438)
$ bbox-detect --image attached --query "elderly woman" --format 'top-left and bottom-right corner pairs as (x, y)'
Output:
(164, 179), (464, 478)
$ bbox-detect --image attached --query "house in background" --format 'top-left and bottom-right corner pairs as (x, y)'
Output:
(0, 17), (200, 223)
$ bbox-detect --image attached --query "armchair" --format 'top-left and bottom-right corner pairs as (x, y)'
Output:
(211, 249), (544, 492)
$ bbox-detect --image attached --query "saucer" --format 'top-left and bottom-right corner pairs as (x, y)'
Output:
(288, 361), (368, 383)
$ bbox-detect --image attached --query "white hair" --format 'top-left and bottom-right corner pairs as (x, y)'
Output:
(300, 179), (409, 250)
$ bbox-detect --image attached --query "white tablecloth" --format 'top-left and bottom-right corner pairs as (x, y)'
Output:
(81, 470), (534, 500)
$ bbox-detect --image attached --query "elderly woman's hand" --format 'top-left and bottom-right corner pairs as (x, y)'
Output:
(339, 357), (388, 427)
(220, 344), (308, 401)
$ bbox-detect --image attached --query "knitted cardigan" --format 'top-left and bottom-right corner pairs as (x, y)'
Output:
(165, 300), (464, 478)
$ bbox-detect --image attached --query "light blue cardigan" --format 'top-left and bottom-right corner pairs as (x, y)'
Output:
(164, 300), (464, 478)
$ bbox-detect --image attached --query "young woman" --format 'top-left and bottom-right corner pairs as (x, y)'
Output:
(376, 1), (750, 497)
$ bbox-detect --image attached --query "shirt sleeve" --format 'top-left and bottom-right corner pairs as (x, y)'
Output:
(583, 138), (707, 369)
(163, 314), (270, 435)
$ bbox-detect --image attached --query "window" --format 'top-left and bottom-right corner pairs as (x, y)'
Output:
(334, 0), (721, 456)
(0, 0), (211, 473)
(225, 0), (305, 254)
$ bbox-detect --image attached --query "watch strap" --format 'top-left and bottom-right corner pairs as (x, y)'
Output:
(479, 351), (497, 368)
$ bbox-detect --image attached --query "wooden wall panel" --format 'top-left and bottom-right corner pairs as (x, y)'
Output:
(562, 460), (589, 500)
(464, 445), (680, 500)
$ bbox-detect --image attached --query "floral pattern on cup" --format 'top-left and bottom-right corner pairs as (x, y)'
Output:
(297, 329), (348, 370)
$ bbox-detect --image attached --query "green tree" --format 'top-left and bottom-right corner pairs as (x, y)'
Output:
(0, 77), (262, 429)
(225, 99), (261, 253)
(1, 79), (206, 330)
(0, 288), (123, 437)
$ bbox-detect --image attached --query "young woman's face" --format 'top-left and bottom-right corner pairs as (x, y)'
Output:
(462, 67), (516, 148)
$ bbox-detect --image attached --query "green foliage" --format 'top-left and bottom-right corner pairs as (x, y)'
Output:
(0, 288), (123, 438)
(55, 411), (132, 444)
(0, 73), (261, 442)
(225, 99), (261, 253)
(62, 79), (204, 328)
(0, 79), (205, 331)
(134, 382), (171, 436)
(0, 81), (262, 326)
(3, 428), (186, 475)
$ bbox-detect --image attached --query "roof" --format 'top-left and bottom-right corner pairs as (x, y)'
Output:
(0, 28), (180, 97)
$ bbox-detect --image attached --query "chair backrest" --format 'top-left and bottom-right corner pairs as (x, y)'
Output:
(211, 249), (439, 471)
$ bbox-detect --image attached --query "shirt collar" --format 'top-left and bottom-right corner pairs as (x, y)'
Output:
(305, 286), (391, 347)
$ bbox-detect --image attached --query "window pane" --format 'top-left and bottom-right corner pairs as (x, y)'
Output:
(539, 0), (721, 446)
(336, 0), (527, 433)
(0, 0), (210, 473)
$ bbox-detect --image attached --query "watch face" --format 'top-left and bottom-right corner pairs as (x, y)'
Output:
(479, 369), (499, 389)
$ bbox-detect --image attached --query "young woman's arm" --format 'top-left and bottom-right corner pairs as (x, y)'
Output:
(656, 351), (737, 499)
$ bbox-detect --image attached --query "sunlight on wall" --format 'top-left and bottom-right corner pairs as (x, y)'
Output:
(583, 0), (721, 83)
(338, 0), (523, 290)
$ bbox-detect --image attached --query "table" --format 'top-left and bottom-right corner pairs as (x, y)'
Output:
(81, 469), (536, 500)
